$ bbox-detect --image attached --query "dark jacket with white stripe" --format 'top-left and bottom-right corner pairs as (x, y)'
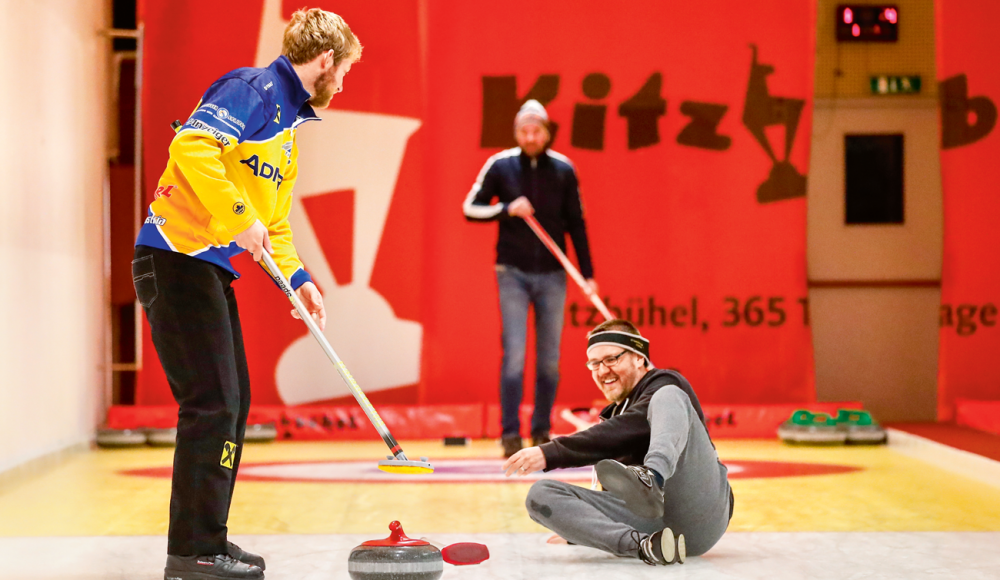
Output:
(539, 369), (709, 470)
(463, 147), (594, 279)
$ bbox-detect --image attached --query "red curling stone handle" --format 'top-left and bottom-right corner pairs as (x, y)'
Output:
(361, 521), (430, 547)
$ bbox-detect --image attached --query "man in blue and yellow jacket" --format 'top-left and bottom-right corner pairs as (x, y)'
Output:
(132, 9), (360, 580)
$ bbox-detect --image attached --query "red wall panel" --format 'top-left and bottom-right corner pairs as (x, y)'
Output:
(936, 0), (1000, 419)
(138, 0), (816, 409)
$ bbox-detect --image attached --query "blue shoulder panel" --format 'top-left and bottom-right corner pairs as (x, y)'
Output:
(186, 78), (267, 144)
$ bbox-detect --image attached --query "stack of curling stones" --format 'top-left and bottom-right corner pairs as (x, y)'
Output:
(244, 422), (278, 443)
(95, 427), (147, 448)
(778, 409), (886, 444)
(831, 409), (887, 443)
(147, 427), (177, 447)
(349, 521), (442, 580)
(96, 422), (277, 449)
(145, 423), (275, 446)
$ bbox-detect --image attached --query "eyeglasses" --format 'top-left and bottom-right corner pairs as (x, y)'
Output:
(585, 349), (630, 371)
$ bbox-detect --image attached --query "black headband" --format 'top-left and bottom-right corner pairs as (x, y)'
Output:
(587, 331), (650, 360)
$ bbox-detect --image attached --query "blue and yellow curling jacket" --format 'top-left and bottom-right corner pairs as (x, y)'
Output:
(136, 55), (316, 289)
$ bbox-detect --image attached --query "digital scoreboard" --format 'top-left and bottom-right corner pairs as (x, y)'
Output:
(837, 5), (899, 42)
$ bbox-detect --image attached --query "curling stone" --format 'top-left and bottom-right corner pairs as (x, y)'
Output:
(244, 422), (278, 443)
(146, 427), (177, 447)
(96, 428), (147, 448)
(834, 409), (887, 444)
(348, 521), (442, 580)
(777, 410), (847, 444)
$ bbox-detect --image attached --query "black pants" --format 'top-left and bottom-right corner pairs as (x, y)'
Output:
(132, 245), (251, 556)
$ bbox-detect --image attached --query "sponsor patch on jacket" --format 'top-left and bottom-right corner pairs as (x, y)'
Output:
(196, 103), (247, 133)
(240, 154), (284, 186)
(153, 185), (175, 200)
(144, 215), (167, 226)
(233, 202), (246, 215)
(184, 119), (233, 147)
(215, 108), (245, 130)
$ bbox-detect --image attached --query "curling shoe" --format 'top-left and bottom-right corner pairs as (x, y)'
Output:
(531, 431), (551, 446)
(228, 542), (265, 571)
(637, 528), (686, 566)
(596, 459), (665, 519)
(164, 553), (264, 580)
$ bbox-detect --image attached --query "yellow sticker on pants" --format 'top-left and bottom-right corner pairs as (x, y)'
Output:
(220, 441), (237, 469)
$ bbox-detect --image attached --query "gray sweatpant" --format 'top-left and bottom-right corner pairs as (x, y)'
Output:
(525, 386), (732, 558)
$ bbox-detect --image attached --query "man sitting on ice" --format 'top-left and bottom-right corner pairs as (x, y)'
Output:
(503, 319), (733, 565)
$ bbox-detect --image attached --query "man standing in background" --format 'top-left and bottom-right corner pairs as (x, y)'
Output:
(133, 9), (360, 579)
(463, 100), (597, 457)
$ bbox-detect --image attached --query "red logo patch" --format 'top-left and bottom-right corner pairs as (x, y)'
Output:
(153, 185), (175, 200)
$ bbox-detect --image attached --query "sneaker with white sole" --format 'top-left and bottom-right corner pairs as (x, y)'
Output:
(636, 528), (686, 565)
(596, 459), (665, 519)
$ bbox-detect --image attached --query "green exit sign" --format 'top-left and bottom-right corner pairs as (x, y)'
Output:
(870, 75), (922, 95)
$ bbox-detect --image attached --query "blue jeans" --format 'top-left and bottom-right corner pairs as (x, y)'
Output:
(496, 265), (567, 438)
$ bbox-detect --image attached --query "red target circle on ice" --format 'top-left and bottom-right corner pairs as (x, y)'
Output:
(123, 458), (860, 483)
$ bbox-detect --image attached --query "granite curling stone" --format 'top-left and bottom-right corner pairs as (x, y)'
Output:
(95, 428), (147, 448)
(243, 422), (278, 443)
(348, 521), (442, 580)
(146, 427), (177, 447)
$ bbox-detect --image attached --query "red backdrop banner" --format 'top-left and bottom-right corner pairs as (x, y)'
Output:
(137, 0), (816, 409)
(935, 0), (1000, 419)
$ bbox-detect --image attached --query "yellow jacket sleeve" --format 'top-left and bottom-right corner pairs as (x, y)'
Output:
(267, 139), (309, 286)
(169, 130), (259, 234)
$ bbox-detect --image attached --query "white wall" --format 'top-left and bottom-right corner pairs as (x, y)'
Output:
(807, 0), (942, 422)
(807, 100), (943, 282)
(810, 287), (941, 422)
(0, 0), (109, 473)
(806, 100), (943, 421)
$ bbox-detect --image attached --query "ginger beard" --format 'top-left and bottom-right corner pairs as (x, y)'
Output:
(309, 66), (338, 108)
(309, 58), (352, 109)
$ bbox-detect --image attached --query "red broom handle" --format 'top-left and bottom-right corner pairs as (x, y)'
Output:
(522, 215), (613, 321)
